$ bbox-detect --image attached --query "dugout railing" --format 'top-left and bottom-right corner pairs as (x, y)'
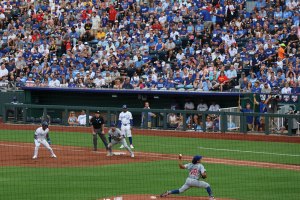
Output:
(2, 103), (300, 136)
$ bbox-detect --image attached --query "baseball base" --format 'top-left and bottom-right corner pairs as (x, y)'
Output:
(113, 152), (126, 156)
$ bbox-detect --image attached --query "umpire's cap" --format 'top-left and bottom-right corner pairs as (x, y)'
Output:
(42, 121), (48, 127)
(192, 155), (202, 164)
(122, 105), (127, 109)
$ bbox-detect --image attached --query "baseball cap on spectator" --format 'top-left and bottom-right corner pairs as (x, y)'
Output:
(280, 43), (286, 47)
(28, 74), (33, 78)
(95, 111), (100, 114)
(274, 25), (279, 28)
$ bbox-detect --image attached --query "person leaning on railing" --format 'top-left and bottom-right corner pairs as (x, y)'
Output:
(254, 95), (272, 132)
(239, 101), (254, 131)
(68, 111), (79, 126)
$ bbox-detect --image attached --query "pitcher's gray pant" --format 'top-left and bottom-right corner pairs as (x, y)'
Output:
(179, 178), (210, 193)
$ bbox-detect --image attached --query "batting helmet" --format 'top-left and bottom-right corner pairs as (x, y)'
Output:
(192, 155), (202, 164)
(42, 121), (48, 127)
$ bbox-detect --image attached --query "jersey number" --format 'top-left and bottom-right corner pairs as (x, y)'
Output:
(189, 168), (199, 176)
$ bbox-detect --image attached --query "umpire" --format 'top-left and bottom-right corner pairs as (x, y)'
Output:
(90, 111), (109, 152)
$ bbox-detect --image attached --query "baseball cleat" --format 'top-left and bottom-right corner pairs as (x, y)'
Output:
(130, 144), (134, 149)
(130, 153), (135, 158)
(119, 145), (124, 149)
(107, 152), (113, 156)
(51, 154), (57, 158)
(32, 156), (37, 159)
(160, 191), (170, 197)
(209, 197), (215, 200)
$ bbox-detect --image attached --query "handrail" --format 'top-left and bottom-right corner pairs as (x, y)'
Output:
(3, 103), (300, 136)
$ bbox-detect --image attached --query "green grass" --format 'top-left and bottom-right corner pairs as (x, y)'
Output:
(0, 129), (299, 165)
(0, 161), (299, 200)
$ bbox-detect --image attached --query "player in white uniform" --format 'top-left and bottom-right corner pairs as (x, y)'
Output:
(118, 105), (134, 149)
(32, 122), (57, 159)
(107, 123), (134, 158)
(160, 155), (215, 200)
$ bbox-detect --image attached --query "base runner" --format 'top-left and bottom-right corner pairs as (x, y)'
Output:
(107, 123), (134, 158)
(32, 122), (56, 159)
(160, 155), (215, 200)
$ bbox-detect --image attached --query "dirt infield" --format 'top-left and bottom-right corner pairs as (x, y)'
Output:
(101, 194), (233, 200)
(0, 141), (161, 167)
(1, 123), (300, 143)
(0, 141), (299, 171)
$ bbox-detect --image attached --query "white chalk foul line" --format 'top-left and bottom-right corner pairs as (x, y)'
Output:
(198, 146), (300, 157)
(1, 142), (300, 171)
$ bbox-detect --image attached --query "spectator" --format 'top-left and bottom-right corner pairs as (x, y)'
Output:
(239, 102), (254, 131)
(281, 82), (292, 94)
(122, 77), (134, 89)
(254, 95), (272, 131)
(77, 110), (91, 126)
(141, 102), (156, 128)
(68, 111), (79, 126)
(49, 75), (60, 87)
(0, 63), (9, 82)
(261, 83), (272, 94)
(168, 112), (180, 129)
(25, 74), (35, 87)
(205, 116), (214, 131)
(0, 0), (297, 96)
(216, 71), (230, 92)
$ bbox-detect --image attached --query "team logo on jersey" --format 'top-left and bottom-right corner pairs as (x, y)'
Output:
(283, 95), (290, 102)
(291, 95), (298, 103)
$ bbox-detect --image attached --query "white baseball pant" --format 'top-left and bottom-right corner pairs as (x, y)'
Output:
(33, 139), (55, 158)
(179, 177), (210, 193)
(121, 124), (132, 137)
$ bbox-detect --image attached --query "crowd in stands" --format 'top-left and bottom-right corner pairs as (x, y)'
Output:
(0, 0), (299, 93)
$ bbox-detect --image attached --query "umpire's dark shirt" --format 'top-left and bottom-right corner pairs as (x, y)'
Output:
(90, 116), (104, 129)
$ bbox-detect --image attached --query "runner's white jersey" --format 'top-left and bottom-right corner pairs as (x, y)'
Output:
(34, 127), (49, 140)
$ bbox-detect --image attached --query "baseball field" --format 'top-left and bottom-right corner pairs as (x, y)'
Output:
(0, 123), (300, 200)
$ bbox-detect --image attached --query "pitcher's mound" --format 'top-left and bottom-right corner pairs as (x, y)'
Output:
(101, 194), (233, 200)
